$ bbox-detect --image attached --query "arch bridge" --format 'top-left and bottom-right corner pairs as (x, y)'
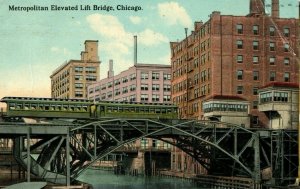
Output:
(0, 118), (297, 186)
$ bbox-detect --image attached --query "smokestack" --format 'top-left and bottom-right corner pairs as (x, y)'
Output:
(271, 0), (279, 18)
(249, 0), (265, 15)
(107, 59), (114, 78)
(134, 35), (137, 65)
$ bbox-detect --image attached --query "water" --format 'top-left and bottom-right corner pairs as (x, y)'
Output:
(78, 169), (203, 189)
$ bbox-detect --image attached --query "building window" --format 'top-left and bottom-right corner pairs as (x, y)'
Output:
(284, 72), (290, 82)
(115, 89), (120, 96)
(114, 79), (120, 86)
(75, 67), (83, 73)
(152, 84), (160, 91)
(253, 25), (259, 35)
(152, 72), (160, 80)
(130, 84), (136, 91)
(253, 56), (259, 64)
(236, 24), (243, 34)
(163, 84), (171, 92)
(269, 56), (276, 65)
(236, 40), (243, 49)
(253, 101), (258, 109)
(284, 43), (290, 52)
(86, 67), (96, 73)
(75, 83), (83, 89)
(122, 87), (128, 94)
(107, 82), (113, 88)
(129, 95), (136, 102)
(284, 57), (290, 65)
(269, 42), (275, 51)
(75, 91), (83, 97)
(283, 28), (290, 37)
(269, 71), (276, 81)
(141, 72), (149, 80)
(237, 55), (243, 63)
(253, 41), (259, 50)
(163, 73), (171, 80)
(141, 84), (148, 91)
(152, 94), (160, 102)
(163, 95), (171, 102)
(269, 26), (275, 36)
(86, 75), (96, 81)
(130, 73), (136, 81)
(237, 86), (243, 94)
(122, 77), (128, 83)
(141, 94), (149, 102)
(253, 87), (258, 95)
(75, 75), (83, 81)
(107, 91), (112, 98)
(237, 70), (243, 80)
(252, 116), (259, 125)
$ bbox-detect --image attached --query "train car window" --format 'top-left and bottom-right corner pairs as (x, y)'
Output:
(16, 104), (22, 110)
(50, 105), (56, 111)
(24, 104), (29, 110)
(161, 108), (166, 113)
(63, 105), (68, 111)
(56, 105), (62, 111)
(82, 105), (88, 112)
(70, 105), (75, 111)
(9, 103), (15, 110)
(45, 105), (50, 111)
(167, 108), (172, 113)
(107, 106), (112, 112)
(31, 104), (37, 110)
(155, 108), (161, 114)
(149, 108), (155, 113)
(113, 106), (118, 112)
(74, 105), (80, 111)
(129, 107), (135, 112)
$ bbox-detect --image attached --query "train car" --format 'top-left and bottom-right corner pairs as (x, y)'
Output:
(92, 101), (178, 119)
(0, 97), (93, 119)
(1, 97), (178, 120)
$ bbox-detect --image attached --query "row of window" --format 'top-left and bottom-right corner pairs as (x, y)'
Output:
(92, 93), (171, 103)
(236, 70), (291, 82)
(260, 91), (288, 103)
(236, 24), (290, 37)
(237, 55), (291, 65)
(203, 103), (248, 113)
(8, 103), (89, 112)
(236, 40), (290, 52)
(74, 66), (97, 73)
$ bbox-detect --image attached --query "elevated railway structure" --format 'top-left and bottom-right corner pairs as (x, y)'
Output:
(0, 96), (297, 187)
(0, 119), (297, 188)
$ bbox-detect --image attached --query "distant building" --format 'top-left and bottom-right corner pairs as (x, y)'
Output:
(50, 40), (100, 99)
(87, 61), (172, 104)
(170, 0), (299, 128)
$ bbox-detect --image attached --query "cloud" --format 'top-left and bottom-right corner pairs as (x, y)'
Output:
(137, 29), (168, 46)
(129, 16), (142, 24)
(51, 46), (72, 56)
(157, 2), (192, 28)
(86, 13), (170, 77)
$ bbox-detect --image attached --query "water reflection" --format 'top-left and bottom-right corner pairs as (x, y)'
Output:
(78, 169), (201, 189)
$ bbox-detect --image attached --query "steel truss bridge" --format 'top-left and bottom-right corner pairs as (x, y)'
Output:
(0, 119), (297, 187)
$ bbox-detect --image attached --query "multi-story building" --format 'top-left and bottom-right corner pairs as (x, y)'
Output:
(50, 40), (100, 99)
(170, 0), (299, 128)
(87, 60), (172, 104)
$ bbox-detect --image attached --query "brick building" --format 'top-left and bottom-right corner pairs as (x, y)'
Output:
(50, 40), (100, 99)
(170, 0), (299, 128)
(87, 60), (172, 104)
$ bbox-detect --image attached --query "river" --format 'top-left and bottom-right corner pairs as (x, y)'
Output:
(78, 169), (202, 189)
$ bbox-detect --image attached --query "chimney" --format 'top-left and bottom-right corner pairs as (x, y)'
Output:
(134, 35), (137, 65)
(107, 59), (114, 78)
(249, 0), (265, 15)
(271, 0), (279, 18)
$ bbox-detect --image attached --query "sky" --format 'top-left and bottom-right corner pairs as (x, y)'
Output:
(0, 0), (298, 102)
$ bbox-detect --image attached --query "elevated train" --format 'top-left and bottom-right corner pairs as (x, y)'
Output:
(0, 97), (178, 120)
